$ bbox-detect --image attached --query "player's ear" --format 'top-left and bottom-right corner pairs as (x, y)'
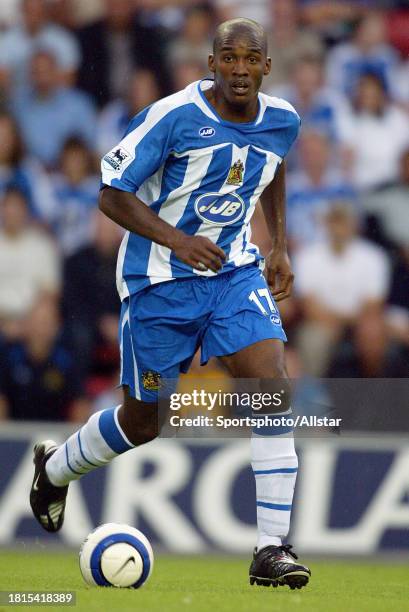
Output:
(264, 57), (271, 76)
(208, 54), (215, 74)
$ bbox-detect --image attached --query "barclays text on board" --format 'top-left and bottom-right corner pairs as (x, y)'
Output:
(0, 424), (408, 554)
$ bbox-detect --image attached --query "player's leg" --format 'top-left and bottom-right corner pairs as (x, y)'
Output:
(117, 386), (161, 445)
(30, 281), (206, 532)
(29, 389), (158, 532)
(221, 339), (310, 589)
(203, 265), (310, 588)
(30, 293), (164, 532)
(44, 389), (160, 485)
(220, 336), (287, 378)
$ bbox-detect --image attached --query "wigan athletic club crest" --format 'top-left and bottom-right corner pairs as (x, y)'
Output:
(142, 370), (162, 390)
(226, 160), (244, 186)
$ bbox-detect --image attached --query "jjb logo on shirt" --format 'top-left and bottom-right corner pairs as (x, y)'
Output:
(199, 126), (215, 138)
(194, 192), (245, 226)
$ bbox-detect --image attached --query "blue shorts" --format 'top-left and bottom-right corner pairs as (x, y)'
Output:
(118, 263), (286, 401)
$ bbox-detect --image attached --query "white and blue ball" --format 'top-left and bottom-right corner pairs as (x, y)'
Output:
(79, 523), (154, 588)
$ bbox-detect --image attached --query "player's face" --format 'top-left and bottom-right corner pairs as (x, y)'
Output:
(209, 36), (271, 107)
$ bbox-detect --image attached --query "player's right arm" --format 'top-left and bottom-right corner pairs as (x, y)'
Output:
(99, 186), (226, 273)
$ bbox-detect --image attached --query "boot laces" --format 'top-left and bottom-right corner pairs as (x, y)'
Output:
(277, 544), (298, 560)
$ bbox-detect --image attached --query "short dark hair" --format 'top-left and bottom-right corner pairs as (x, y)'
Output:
(213, 18), (267, 55)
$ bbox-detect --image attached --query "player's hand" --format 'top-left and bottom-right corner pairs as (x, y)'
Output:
(171, 233), (227, 273)
(265, 249), (294, 302)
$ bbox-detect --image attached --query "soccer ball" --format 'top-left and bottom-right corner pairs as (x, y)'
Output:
(79, 523), (154, 588)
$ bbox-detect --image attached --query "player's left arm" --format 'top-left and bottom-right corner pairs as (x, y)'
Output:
(259, 161), (294, 302)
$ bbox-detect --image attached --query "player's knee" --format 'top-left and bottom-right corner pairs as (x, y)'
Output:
(254, 339), (287, 379)
(269, 361), (287, 379)
(263, 351), (287, 380)
(118, 393), (160, 446)
(260, 371), (291, 413)
(258, 355), (290, 412)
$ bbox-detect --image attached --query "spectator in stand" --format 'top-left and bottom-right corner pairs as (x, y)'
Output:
(97, 68), (161, 155)
(173, 60), (206, 91)
(393, 59), (409, 111)
(386, 244), (409, 375)
(0, 297), (90, 421)
(360, 147), (409, 366)
(212, 0), (271, 28)
(63, 211), (122, 388)
(286, 130), (356, 251)
(0, 0), (81, 92)
(340, 72), (409, 193)
(294, 202), (390, 377)
(0, 0), (21, 30)
(48, 137), (100, 257)
(46, 0), (89, 30)
(167, 4), (214, 77)
(263, 0), (324, 92)
(326, 10), (399, 97)
(76, 0), (169, 107)
(362, 148), (409, 250)
(0, 111), (55, 221)
(67, 0), (105, 27)
(270, 55), (351, 143)
(133, 0), (200, 32)
(0, 188), (61, 339)
(300, 1), (367, 46)
(12, 50), (97, 168)
(386, 4), (409, 60)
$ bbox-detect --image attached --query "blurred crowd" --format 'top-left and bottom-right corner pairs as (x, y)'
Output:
(0, 0), (408, 422)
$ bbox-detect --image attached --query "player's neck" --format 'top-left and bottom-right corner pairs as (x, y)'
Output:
(204, 87), (259, 123)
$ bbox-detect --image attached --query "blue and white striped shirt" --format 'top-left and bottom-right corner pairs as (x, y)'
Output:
(100, 79), (300, 300)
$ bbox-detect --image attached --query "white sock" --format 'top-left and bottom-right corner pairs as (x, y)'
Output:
(46, 406), (134, 486)
(251, 412), (298, 550)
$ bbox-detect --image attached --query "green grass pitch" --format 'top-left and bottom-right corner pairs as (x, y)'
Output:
(0, 552), (408, 612)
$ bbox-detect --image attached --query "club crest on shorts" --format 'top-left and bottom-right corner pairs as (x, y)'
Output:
(226, 160), (244, 186)
(103, 146), (133, 172)
(142, 370), (162, 391)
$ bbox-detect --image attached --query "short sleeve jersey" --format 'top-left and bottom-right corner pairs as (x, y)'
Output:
(101, 79), (300, 300)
